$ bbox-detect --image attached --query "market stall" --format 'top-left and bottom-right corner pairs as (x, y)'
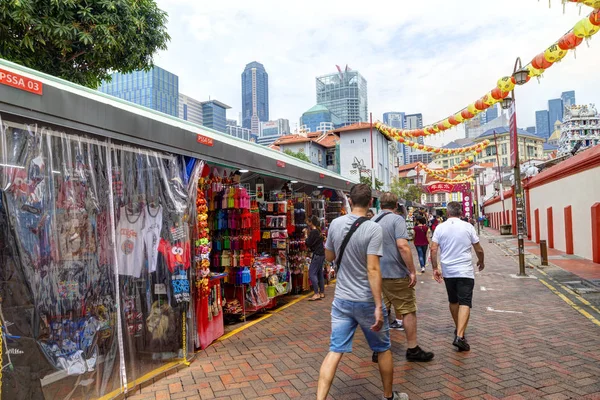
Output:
(0, 58), (355, 399)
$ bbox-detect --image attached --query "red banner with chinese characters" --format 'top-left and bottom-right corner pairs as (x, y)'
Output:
(425, 183), (473, 218)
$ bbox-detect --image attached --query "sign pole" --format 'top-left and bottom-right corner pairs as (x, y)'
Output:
(509, 90), (527, 276)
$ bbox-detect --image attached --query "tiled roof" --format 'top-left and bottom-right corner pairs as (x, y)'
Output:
(332, 122), (373, 133)
(273, 131), (338, 148)
(273, 134), (312, 145)
(315, 132), (339, 148)
(398, 162), (420, 172)
(543, 143), (558, 151)
(269, 144), (280, 151)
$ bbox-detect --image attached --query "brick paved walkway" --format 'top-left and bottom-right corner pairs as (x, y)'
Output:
(127, 237), (600, 400)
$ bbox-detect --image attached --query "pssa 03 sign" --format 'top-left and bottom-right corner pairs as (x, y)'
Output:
(0, 69), (43, 95)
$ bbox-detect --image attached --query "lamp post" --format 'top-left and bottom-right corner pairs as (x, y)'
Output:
(499, 57), (529, 276)
(352, 157), (374, 189)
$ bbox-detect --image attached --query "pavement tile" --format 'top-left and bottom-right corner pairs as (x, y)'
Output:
(127, 236), (600, 399)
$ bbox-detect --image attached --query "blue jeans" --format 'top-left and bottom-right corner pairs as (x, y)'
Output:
(415, 245), (428, 268)
(329, 298), (390, 353)
(309, 254), (325, 295)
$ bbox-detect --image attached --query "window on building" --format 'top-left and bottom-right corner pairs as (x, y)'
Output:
(363, 138), (367, 143)
(486, 146), (497, 156)
(350, 140), (354, 144)
(326, 152), (334, 166)
(501, 143), (508, 155)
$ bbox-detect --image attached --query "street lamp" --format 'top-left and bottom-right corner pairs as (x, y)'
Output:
(352, 157), (375, 189)
(499, 57), (528, 276)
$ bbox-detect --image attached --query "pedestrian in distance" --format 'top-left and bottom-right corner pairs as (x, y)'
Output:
(413, 216), (431, 274)
(305, 215), (326, 301)
(367, 209), (375, 219)
(430, 201), (485, 352)
(317, 184), (408, 400)
(372, 192), (434, 364)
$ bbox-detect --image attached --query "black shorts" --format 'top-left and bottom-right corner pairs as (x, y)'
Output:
(444, 278), (475, 308)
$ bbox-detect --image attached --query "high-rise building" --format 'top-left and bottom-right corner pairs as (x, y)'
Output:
(535, 110), (551, 140)
(226, 118), (239, 127)
(561, 90), (576, 108)
(526, 126), (536, 135)
(485, 104), (499, 123)
(201, 100), (231, 133)
(548, 98), (564, 127)
(402, 113), (424, 165)
(260, 119), (290, 137)
(241, 62), (269, 135)
(179, 94), (203, 125)
(316, 66), (368, 126)
(383, 112), (405, 129)
(301, 105), (342, 132)
(99, 66), (179, 116)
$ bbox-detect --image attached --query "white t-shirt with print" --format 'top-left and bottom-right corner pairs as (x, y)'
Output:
(116, 207), (146, 278)
(144, 205), (163, 273)
(432, 218), (479, 279)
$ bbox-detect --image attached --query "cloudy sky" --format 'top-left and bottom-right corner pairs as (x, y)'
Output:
(154, 0), (600, 146)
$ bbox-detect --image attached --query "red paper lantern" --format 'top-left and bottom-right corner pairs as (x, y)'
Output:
(448, 116), (460, 126)
(426, 127), (436, 134)
(475, 99), (490, 111)
(461, 109), (475, 119)
(414, 129), (425, 137)
(437, 122), (448, 131)
(558, 32), (583, 50)
(590, 10), (600, 26)
(531, 53), (553, 70)
(491, 87), (509, 100)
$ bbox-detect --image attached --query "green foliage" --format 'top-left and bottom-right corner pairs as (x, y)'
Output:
(390, 177), (423, 203)
(360, 176), (383, 191)
(0, 0), (170, 88)
(284, 149), (311, 163)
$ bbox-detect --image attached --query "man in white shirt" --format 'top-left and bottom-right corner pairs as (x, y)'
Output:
(430, 202), (485, 352)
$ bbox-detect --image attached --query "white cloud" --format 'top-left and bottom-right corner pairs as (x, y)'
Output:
(154, 0), (600, 145)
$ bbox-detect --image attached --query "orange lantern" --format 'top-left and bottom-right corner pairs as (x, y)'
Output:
(448, 116), (460, 126)
(591, 10), (600, 26)
(532, 53), (553, 70)
(437, 122), (447, 131)
(461, 109), (475, 119)
(475, 99), (490, 111)
(558, 32), (583, 50)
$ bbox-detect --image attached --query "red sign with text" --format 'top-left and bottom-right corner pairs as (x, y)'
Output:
(276, 160), (286, 168)
(196, 134), (214, 147)
(426, 183), (455, 194)
(0, 69), (43, 95)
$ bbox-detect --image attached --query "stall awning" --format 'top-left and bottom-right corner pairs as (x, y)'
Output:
(0, 59), (357, 191)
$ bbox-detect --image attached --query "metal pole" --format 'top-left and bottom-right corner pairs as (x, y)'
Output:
(511, 57), (527, 276)
(475, 171), (481, 235)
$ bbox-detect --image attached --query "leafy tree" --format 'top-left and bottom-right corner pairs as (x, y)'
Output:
(284, 149), (311, 163)
(0, 0), (170, 88)
(360, 176), (383, 191)
(390, 177), (423, 203)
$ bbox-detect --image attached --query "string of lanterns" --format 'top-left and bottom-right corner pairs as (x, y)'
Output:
(375, 2), (600, 141)
(376, 123), (491, 155)
(427, 172), (474, 184)
(417, 157), (474, 176)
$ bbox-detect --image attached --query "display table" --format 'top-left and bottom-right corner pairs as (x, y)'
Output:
(195, 274), (227, 350)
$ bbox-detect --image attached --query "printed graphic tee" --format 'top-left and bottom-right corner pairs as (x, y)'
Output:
(144, 205), (163, 273)
(116, 207), (145, 277)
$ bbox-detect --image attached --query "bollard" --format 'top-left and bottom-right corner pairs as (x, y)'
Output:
(540, 240), (549, 266)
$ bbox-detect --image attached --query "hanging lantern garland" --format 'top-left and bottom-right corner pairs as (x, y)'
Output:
(375, 2), (600, 141)
(417, 157), (474, 176)
(427, 172), (475, 184)
(377, 123), (491, 155)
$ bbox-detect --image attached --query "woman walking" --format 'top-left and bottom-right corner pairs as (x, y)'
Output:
(305, 215), (325, 301)
(414, 216), (431, 274)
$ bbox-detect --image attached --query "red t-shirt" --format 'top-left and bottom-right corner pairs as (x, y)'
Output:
(413, 225), (429, 246)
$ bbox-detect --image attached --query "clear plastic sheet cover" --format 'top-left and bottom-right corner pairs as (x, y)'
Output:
(0, 115), (196, 399)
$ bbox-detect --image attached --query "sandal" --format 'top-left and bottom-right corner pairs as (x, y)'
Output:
(308, 295), (321, 301)
(320, 293), (325, 298)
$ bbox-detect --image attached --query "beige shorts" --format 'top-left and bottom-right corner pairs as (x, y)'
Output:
(382, 278), (417, 316)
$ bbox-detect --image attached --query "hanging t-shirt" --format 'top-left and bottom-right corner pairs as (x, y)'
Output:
(144, 205), (163, 273)
(116, 207), (145, 277)
(158, 239), (191, 273)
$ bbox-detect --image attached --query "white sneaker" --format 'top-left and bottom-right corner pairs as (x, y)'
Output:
(420, 267), (425, 273)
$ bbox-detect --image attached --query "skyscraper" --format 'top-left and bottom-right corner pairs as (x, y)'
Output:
(484, 104), (499, 124)
(99, 66), (179, 116)
(403, 113), (425, 165)
(548, 98), (564, 126)
(301, 105), (342, 132)
(535, 110), (551, 140)
(383, 112), (405, 129)
(316, 66), (368, 126)
(201, 100), (231, 133)
(561, 90), (576, 107)
(526, 126), (536, 135)
(242, 62), (269, 135)
(179, 94), (203, 125)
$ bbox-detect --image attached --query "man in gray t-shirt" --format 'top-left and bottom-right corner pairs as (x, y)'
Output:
(317, 184), (407, 400)
(373, 193), (434, 364)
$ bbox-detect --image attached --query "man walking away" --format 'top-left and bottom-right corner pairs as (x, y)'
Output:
(430, 202), (485, 352)
(373, 193), (434, 363)
(317, 184), (408, 400)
